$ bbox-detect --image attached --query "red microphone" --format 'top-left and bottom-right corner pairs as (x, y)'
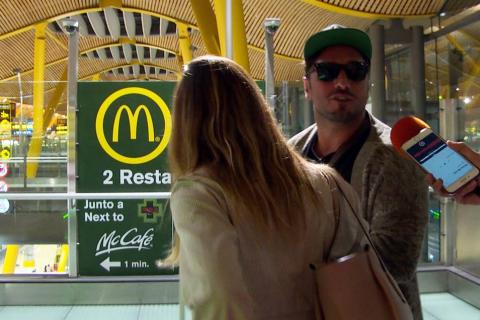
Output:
(390, 115), (430, 152)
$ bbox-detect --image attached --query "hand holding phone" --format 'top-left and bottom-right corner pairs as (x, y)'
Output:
(402, 128), (479, 193)
(426, 141), (480, 204)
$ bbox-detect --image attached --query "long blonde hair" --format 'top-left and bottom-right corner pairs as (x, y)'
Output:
(166, 56), (320, 262)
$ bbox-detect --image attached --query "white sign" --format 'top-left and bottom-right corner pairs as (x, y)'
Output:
(0, 198), (9, 214)
(0, 162), (7, 177)
(95, 227), (154, 256)
(0, 181), (8, 192)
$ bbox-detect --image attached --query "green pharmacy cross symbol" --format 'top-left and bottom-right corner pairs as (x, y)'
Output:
(138, 199), (165, 224)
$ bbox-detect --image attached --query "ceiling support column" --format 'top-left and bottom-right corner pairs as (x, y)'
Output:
(176, 55), (184, 79)
(214, 0), (250, 72)
(1, 245), (19, 274)
(27, 22), (47, 178)
(42, 67), (68, 132)
(231, 0), (250, 72)
(177, 23), (193, 64)
(214, 0), (227, 56)
(189, 0), (221, 55)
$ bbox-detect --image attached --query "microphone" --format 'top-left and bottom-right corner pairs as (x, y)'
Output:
(390, 115), (430, 152)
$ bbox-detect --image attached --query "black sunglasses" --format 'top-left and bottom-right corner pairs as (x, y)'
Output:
(310, 61), (370, 82)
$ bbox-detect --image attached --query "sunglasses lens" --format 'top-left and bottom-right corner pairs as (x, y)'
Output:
(313, 62), (369, 82)
(316, 63), (340, 81)
(345, 62), (369, 81)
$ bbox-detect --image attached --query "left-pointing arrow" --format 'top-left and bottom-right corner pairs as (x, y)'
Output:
(100, 256), (121, 271)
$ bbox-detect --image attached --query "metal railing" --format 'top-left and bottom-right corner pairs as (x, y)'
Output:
(0, 192), (170, 200)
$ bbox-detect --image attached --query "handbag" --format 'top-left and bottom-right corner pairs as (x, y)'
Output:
(311, 174), (413, 320)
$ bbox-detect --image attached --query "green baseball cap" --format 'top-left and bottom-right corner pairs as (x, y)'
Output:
(304, 24), (372, 61)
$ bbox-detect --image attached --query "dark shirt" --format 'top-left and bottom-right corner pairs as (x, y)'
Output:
(305, 114), (371, 182)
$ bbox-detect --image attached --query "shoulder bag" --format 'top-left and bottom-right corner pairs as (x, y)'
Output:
(311, 173), (413, 320)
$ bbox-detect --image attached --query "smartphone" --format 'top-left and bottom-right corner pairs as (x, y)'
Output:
(401, 128), (479, 193)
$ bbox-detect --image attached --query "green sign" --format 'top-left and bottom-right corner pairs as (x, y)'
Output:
(77, 82), (175, 193)
(77, 82), (176, 276)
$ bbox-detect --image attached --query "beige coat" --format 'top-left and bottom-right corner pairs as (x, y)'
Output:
(171, 167), (366, 319)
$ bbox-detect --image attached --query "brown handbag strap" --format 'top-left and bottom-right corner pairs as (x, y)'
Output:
(323, 173), (341, 260)
(327, 173), (378, 255)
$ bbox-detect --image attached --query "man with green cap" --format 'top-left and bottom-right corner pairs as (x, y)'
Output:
(289, 24), (428, 319)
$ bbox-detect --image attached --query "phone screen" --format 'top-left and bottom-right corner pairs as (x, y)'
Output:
(405, 131), (474, 189)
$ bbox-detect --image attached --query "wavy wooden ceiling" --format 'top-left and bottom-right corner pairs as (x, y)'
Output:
(0, 0), (480, 107)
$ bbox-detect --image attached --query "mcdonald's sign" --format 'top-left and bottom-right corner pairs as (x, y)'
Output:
(77, 82), (175, 193)
(76, 82), (176, 276)
(95, 87), (172, 165)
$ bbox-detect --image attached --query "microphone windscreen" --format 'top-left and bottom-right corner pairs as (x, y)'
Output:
(390, 116), (430, 151)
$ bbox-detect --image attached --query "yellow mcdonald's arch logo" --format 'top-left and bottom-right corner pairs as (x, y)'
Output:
(95, 87), (172, 164)
(112, 105), (154, 142)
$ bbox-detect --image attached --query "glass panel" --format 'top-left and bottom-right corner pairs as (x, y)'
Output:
(0, 244), (67, 274)
(0, 80), (68, 275)
(384, 39), (445, 265)
(426, 16), (480, 275)
(421, 191), (442, 264)
(0, 80), (68, 192)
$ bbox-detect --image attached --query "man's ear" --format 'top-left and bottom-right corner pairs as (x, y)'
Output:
(303, 76), (311, 100)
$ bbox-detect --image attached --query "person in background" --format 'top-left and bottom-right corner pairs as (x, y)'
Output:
(289, 24), (428, 319)
(427, 140), (480, 205)
(166, 55), (366, 319)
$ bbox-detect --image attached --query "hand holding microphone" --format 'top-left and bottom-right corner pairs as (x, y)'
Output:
(391, 116), (480, 205)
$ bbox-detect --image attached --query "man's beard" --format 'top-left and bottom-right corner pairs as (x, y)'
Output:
(318, 104), (365, 124)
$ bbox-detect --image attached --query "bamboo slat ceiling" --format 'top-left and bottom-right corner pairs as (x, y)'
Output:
(1, 0), (480, 106)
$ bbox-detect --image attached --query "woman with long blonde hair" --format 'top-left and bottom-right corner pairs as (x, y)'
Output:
(168, 55), (364, 319)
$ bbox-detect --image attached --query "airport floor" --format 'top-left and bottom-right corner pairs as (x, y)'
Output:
(421, 293), (480, 320)
(0, 293), (478, 320)
(0, 304), (191, 320)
